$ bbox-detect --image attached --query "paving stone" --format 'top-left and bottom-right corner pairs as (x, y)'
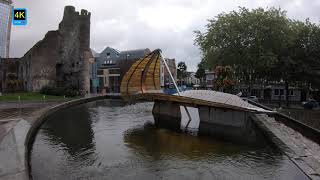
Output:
(0, 119), (30, 180)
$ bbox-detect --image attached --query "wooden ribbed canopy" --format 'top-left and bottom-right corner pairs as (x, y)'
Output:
(120, 49), (162, 96)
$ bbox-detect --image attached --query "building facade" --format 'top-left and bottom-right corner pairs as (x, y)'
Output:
(0, 0), (12, 58)
(237, 84), (304, 102)
(89, 49), (99, 93)
(90, 47), (150, 93)
(185, 72), (200, 86)
(0, 58), (22, 92)
(160, 58), (177, 88)
(205, 69), (216, 89)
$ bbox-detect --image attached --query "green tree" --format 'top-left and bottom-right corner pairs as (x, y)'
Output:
(195, 7), (290, 86)
(268, 19), (320, 105)
(213, 66), (236, 92)
(289, 20), (320, 88)
(195, 7), (320, 105)
(177, 61), (187, 86)
(195, 62), (206, 86)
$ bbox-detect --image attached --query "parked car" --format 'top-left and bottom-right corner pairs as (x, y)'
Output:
(302, 99), (319, 110)
(247, 96), (258, 102)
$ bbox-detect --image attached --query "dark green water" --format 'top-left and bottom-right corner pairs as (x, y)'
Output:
(30, 99), (308, 180)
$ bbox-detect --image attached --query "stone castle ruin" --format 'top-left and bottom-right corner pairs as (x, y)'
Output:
(1, 6), (92, 95)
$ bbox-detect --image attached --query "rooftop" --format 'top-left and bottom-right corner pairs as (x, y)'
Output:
(118, 48), (150, 60)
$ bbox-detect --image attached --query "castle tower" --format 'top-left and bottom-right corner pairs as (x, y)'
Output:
(78, 9), (92, 94)
(79, 9), (91, 51)
(57, 6), (91, 95)
(59, 6), (78, 31)
(18, 5), (92, 95)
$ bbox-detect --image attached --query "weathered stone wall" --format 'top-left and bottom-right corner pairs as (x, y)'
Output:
(79, 9), (91, 94)
(19, 6), (92, 94)
(21, 31), (61, 91)
(0, 58), (23, 92)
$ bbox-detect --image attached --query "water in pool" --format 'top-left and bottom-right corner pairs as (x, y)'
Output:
(30, 99), (308, 180)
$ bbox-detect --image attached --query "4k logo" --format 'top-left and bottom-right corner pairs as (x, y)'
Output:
(13, 8), (27, 26)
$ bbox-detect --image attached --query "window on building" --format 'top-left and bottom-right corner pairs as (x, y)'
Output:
(98, 70), (104, 75)
(251, 89), (261, 97)
(104, 60), (107, 64)
(274, 89), (279, 96)
(280, 89), (284, 96)
(289, 90), (294, 96)
(109, 69), (120, 74)
(207, 74), (214, 80)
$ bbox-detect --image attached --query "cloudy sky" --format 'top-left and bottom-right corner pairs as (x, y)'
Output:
(10, 0), (320, 71)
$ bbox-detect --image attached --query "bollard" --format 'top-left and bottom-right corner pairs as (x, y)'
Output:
(18, 96), (21, 107)
(18, 95), (21, 116)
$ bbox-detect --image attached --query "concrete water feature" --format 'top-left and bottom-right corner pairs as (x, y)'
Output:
(26, 97), (312, 179)
(0, 94), (318, 179)
(152, 90), (272, 143)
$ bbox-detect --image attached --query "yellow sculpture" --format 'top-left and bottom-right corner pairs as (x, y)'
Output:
(120, 49), (162, 96)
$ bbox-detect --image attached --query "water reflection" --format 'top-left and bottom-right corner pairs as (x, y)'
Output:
(124, 122), (243, 159)
(153, 114), (182, 132)
(123, 122), (308, 180)
(124, 122), (278, 160)
(40, 104), (97, 163)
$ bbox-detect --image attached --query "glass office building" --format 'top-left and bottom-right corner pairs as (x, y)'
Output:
(0, 0), (12, 58)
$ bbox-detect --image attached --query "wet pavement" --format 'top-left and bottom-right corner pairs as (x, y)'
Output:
(0, 101), (62, 180)
(0, 120), (30, 180)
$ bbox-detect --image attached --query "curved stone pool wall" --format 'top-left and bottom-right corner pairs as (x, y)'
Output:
(24, 95), (121, 180)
